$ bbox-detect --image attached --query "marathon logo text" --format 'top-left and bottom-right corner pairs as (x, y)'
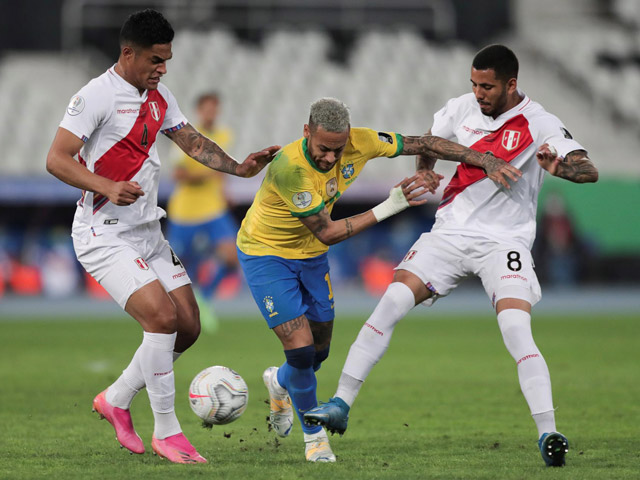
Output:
(364, 322), (384, 336)
(517, 353), (540, 365)
(501, 274), (528, 282)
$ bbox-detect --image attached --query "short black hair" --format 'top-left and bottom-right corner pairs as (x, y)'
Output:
(120, 9), (174, 48)
(472, 44), (519, 81)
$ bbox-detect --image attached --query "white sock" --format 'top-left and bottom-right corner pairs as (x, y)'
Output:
(139, 331), (182, 439)
(106, 345), (145, 409)
(337, 282), (415, 407)
(497, 309), (556, 436)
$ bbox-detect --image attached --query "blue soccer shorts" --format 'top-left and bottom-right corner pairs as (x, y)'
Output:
(237, 249), (335, 328)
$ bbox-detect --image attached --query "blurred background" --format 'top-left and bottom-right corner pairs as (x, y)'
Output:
(0, 0), (639, 315)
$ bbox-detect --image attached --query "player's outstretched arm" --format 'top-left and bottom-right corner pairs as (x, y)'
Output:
(166, 123), (280, 177)
(536, 145), (598, 183)
(46, 127), (145, 205)
(401, 134), (522, 189)
(299, 175), (429, 246)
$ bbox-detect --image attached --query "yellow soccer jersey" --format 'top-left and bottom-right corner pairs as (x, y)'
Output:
(167, 125), (234, 224)
(237, 127), (403, 259)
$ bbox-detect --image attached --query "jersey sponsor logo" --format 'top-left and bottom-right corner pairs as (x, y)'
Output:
(292, 191), (312, 208)
(341, 163), (354, 179)
(561, 127), (573, 139)
(67, 95), (85, 116)
(149, 101), (161, 122)
(263, 296), (278, 318)
(502, 130), (521, 151)
(378, 132), (393, 144)
(134, 257), (149, 270)
(103, 218), (118, 225)
(326, 178), (338, 197)
(403, 250), (417, 262)
(463, 125), (489, 136)
(116, 107), (140, 115)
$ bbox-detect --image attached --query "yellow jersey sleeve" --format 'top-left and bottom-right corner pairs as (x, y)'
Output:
(348, 127), (403, 160)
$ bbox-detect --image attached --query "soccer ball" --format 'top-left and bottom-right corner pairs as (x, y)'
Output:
(188, 366), (249, 425)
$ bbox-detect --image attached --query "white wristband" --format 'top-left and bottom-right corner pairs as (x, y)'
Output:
(371, 186), (410, 222)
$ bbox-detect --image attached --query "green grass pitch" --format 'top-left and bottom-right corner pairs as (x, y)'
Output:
(1, 312), (639, 479)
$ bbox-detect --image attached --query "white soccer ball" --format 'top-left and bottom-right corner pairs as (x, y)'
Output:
(188, 366), (249, 425)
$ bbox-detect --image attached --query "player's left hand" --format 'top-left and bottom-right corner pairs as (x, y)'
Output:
(536, 143), (562, 176)
(237, 145), (281, 177)
(396, 174), (431, 207)
(481, 153), (522, 189)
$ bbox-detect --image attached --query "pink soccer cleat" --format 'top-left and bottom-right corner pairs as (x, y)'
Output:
(151, 433), (207, 464)
(92, 390), (145, 454)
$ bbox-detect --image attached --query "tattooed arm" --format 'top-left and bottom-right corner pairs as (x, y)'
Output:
(400, 133), (522, 189)
(165, 123), (280, 178)
(414, 129), (444, 193)
(299, 175), (429, 245)
(536, 145), (599, 183)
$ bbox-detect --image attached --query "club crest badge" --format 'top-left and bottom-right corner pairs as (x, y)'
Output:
(502, 130), (520, 151)
(134, 257), (149, 270)
(326, 178), (338, 197)
(341, 164), (354, 179)
(149, 101), (161, 121)
(263, 296), (278, 317)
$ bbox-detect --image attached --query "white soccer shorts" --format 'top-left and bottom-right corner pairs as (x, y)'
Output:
(73, 221), (191, 309)
(396, 231), (541, 308)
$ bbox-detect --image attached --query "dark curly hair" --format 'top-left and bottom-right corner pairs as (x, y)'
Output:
(120, 9), (174, 48)
(472, 44), (519, 82)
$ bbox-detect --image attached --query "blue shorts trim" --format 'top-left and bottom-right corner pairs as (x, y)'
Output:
(237, 248), (335, 328)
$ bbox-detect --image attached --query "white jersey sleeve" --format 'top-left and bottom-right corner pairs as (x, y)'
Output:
(59, 79), (112, 142)
(532, 112), (584, 158)
(158, 83), (187, 133)
(431, 96), (471, 141)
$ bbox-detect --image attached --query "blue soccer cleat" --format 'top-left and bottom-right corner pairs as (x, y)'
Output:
(538, 432), (569, 467)
(304, 397), (350, 435)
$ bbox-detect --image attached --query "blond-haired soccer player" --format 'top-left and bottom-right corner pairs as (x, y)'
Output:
(46, 9), (278, 464)
(237, 97), (516, 462)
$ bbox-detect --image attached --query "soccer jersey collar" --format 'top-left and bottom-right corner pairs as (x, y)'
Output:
(109, 65), (148, 98)
(302, 137), (330, 173)
(493, 91), (530, 123)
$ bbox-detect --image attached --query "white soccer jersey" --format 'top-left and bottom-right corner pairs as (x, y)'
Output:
(59, 66), (187, 240)
(430, 92), (584, 249)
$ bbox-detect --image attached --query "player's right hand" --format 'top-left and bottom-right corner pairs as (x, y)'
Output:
(237, 145), (281, 177)
(481, 153), (522, 189)
(106, 180), (145, 205)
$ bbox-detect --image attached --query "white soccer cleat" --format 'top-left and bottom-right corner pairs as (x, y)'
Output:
(304, 430), (336, 463)
(262, 367), (294, 437)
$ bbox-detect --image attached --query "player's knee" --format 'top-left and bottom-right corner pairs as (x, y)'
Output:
(284, 345), (315, 370)
(150, 305), (179, 333)
(313, 345), (330, 372)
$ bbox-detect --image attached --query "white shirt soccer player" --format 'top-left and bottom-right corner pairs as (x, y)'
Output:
(46, 9), (278, 464)
(304, 44), (598, 468)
